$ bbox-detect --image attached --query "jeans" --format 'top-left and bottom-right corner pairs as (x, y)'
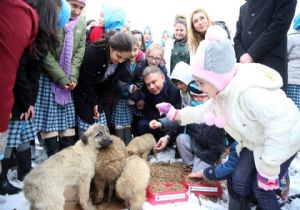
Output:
(228, 147), (294, 210)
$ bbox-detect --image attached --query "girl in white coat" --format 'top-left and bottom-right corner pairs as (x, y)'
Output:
(156, 25), (300, 210)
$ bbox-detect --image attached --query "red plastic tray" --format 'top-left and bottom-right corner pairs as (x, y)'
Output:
(182, 177), (223, 197)
(146, 183), (188, 205)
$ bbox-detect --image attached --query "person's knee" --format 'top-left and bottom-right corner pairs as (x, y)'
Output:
(176, 134), (190, 146)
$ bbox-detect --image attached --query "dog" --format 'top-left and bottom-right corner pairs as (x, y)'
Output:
(23, 124), (112, 210)
(94, 135), (127, 204)
(115, 155), (150, 210)
(126, 133), (156, 160)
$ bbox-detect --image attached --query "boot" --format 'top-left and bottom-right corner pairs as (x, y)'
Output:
(124, 126), (132, 146)
(0, 158), (21, 195)
(59, 135), (77, 150)
(16, 148), (32, 181)
(228, 195), (252, 210)
(44, 136), (59, 157)
(115, 127), (125, 143)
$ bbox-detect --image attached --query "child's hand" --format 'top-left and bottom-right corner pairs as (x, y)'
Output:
(188, 171), (204, 179)
(156, 102), (179, 121)
(149, 120), (162, 129)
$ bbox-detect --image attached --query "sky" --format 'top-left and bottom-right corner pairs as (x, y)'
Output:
(84, 0), (245, 42)
(84, 0), (300, 43)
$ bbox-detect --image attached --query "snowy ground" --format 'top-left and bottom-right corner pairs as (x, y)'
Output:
(1, 147), (300, 210)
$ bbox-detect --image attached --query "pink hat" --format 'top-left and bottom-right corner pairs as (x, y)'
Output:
(190, 25), (236, 91)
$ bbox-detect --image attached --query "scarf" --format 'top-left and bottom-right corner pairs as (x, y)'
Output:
(52, 17), (79, 105)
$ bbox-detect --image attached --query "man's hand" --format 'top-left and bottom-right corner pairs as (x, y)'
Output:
(153, 135), (170, 153)
(149, 120), (162, 129)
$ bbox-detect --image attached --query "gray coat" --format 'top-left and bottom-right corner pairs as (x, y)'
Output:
(287, 30), (300, 86)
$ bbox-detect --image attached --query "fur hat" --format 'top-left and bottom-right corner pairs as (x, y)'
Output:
(294, 12), (300, 30)
(190, 25), (236, 91)
(170, 62), (194, 86)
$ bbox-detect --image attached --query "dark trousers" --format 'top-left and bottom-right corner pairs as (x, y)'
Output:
(228, 148), (294, 210)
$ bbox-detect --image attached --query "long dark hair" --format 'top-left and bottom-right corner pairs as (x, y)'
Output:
(94, 30), (133, 52)
(25, 0), (60, 59)
(131, 29), (146, 52)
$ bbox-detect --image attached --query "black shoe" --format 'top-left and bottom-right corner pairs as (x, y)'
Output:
(0, 179), (21, 195)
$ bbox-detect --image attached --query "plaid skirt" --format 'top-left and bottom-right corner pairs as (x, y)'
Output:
(7, 120), (36, 147)
(34, 74), (76, 132)
(111, 99), (133, 126)
(287, 84), (300, 110)
(77, 112), (107, 131)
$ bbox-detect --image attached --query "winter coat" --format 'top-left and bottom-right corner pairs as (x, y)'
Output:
(233, 0), (297, 90)
(164, 38), (190, 75)
(43, 15), (86, 86)
(0, 0), (38, 131)
(287, 30), (300, 86)
(203, 142), (238, 180)
(74, 44), (131, 124)
(188, 124), (226, 165)
(11, 54), (43, 120)
(179, 63), (300, 177)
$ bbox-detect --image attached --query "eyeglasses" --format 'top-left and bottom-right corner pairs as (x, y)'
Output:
(147, 56), (161, 62)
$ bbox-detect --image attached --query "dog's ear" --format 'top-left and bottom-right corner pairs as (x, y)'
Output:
(81, 132), (88, 145)
(126, 149), (134, 156)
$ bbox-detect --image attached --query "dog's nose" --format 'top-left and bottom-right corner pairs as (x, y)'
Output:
(100, 138), (113, 148)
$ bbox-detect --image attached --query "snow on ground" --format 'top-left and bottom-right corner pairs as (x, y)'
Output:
(1, 148), (300, 210)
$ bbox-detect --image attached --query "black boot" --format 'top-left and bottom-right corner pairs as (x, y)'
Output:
(124, 126), (132, 146)
(44, 136), (59, 157)
(115, 128), (125, 142)
(0, 158), (21, 195)
(16, 148), (32, 181)
(59, 135), (77, 150)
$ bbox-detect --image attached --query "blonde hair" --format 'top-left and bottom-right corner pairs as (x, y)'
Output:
(145, 43), (165, 58)
(188, 8), (213, 54)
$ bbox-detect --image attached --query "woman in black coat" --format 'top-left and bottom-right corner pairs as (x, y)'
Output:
(75, 31), (132, 135)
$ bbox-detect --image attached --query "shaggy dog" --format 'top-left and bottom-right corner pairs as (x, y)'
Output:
(126, 133), (156, 160)
(23, 124), (112, 210)
(93, 135), (127, 204)
(115, 155), (150, 210)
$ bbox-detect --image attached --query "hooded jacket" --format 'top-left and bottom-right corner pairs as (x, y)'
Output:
(179, 63), (300, 177)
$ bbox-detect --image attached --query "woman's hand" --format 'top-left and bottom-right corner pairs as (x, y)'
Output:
(20, 105), (35, 120)
(93, 105), (100, 119)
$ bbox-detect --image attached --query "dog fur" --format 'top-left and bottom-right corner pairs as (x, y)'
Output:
(23, 124), (112, 210)
(93, 135), (127, 204)
(115, 155), (150, 210)
(126, 133), (156, 160)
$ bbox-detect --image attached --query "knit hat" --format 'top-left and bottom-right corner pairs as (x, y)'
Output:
(190, 25), (236, 91)
(294, 12), (300, 30)
(170, 62), (194, 86)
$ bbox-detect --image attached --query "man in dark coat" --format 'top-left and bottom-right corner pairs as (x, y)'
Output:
(233, 0), (297, 90)
(136, 66), (181, 149)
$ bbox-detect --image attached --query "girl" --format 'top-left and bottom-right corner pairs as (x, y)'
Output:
(74, 31), (132, 137)
(34, 0), (86, 157)
(157, 25), (300, 210)
(0, 0), (69, 195)
(164, 15), (190, 74)
(111, 36), (145, 145)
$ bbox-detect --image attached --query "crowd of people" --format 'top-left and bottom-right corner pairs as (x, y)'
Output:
(0, 0), (300, 210)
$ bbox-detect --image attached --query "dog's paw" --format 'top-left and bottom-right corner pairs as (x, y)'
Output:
(88, 202), (96, 210)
